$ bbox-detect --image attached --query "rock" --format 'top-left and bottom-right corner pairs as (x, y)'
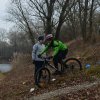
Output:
(51, 78), (56, 82)
(30, 88), (35, 92)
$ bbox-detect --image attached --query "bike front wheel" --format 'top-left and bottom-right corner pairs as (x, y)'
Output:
(64, 58), (82, 72)
(35, 67), (51, 88)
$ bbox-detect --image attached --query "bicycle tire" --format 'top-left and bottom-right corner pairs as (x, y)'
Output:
(35, 67), (51, 88)
(64, 58), (82, 71)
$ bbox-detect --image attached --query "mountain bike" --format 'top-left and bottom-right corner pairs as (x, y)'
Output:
(35, 56), (82, 87)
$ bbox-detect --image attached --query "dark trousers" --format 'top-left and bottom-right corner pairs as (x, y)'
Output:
(53, 49), (68, 70)
(34, 61), (44, 85)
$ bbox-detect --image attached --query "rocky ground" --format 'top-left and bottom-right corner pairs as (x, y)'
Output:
(0, 39), (100, 100)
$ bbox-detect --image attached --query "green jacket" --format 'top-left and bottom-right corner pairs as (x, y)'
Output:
(41, 40), (68, 56)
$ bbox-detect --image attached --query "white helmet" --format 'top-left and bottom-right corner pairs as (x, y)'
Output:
(45, 34), (53, 41)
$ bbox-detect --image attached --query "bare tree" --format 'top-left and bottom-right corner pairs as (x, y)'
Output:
(0, 28), (7, 42)
(64, 0), (80, 39)
(78, 0), (89, 41)
(29, 0), (56, 35)
(8, 30), (32, 53)
(8, 0), (100, 42)
(88, 0), (95, 40)
(28, 0), (76, 39)
(7, 0), (36, 44)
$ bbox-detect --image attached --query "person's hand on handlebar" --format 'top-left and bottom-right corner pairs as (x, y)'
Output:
(38, 54), (53, 59)
(47, 56), (53, 59)
(38, 54), (42, 58)
(38, 54), (46, 59)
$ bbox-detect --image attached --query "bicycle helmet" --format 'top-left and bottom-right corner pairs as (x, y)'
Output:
(45, 34), (53, 41)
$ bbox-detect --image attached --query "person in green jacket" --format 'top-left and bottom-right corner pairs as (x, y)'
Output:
(39, 34), (68, 74)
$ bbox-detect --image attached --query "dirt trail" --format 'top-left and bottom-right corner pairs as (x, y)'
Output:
(29, 79), (100, 100)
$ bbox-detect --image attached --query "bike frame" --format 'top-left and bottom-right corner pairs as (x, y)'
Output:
(42, 58), (58, 71)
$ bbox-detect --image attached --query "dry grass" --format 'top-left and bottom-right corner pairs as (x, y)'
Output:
(11, 53), (32, 68)
(67, 38), (100, 65)
(0, 37), (100, 99)
(86, 66), (100, 78)
(0, 53), (34, 99)
(0, 52), (97, 99)
(0, 73), (5, 80)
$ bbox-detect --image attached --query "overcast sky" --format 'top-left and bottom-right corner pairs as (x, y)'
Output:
(0, 0), (13, 31)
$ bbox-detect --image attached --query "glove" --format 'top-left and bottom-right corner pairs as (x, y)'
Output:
(48, 56), (53, 59)
(38, 54), (42, 58)
(32, 60), (35, 64)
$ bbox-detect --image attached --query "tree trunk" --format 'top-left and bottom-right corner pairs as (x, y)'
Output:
(46, 18), (52, 34)
(55, 21), (63, 39)
(45, 0), (56, 35)
(78, 0), (88, 42)
(55, 0), (70, 39)
(88, 0), (94, 41)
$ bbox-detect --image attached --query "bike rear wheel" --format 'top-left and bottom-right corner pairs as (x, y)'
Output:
(64, 58), (82, 72)
(35, 67), (51, 88)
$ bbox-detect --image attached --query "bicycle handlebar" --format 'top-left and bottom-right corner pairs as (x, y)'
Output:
(38, 55), (53, 60)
